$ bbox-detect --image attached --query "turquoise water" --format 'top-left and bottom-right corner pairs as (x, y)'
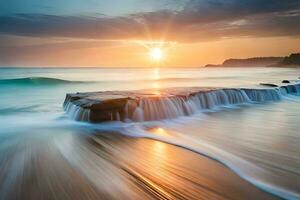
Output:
(0, 67), (300, 199)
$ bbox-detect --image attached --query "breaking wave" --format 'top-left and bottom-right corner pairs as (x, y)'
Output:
(0, 77), (89, 86)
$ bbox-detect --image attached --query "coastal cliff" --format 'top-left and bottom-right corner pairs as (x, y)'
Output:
(205, 53), (300, 67)
(279, 53), (300, 66)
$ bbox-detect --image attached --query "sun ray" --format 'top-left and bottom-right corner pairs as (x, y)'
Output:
(150, 47), (163, 61)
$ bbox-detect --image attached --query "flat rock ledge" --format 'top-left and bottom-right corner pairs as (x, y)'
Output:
(63, 83), (300, 123)
(63, 87), (217, 122)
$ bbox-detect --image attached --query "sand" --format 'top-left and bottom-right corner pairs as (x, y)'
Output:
(0, 131), (279, 200)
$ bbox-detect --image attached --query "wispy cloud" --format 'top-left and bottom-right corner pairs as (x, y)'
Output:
(0, 0), (300, 43)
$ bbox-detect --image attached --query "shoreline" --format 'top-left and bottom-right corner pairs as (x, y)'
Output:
(0, 131), (279, 199)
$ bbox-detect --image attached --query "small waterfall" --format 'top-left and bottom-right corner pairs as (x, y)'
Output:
(63, 100), (91, 122)
(132, 107), (144, 122)
(127, 89), (250, 122)
(126, 86), (297, 122)
(137, 96), (186, 121)
(281, 84), (300, 94)
(243, 89), (282, 102)
(63, 84), (300, 123)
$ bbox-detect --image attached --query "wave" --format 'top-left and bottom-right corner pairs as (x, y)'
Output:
(0, 105), (39, 114)
(122, 125), (299, 200)
(142, 76), (240, 82)
(0, 77), (89, 86)
(81, 120), (300, 200)
(0, 76), (244, 87)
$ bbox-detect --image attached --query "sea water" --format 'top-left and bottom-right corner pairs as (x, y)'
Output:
(0, 67), (299, 199)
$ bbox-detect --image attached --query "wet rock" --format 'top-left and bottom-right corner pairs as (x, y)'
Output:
(63, 84), (300, 123)
(260, 83), (278, 87)
(63, 88), (217, 123)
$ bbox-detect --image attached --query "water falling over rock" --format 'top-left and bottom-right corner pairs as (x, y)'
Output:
(63, 83), (300, 123)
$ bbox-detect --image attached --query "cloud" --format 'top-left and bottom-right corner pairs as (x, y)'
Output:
(183, 0), (300, 16)
(0, 14), (144, 39)
(0, 0), (300, 43)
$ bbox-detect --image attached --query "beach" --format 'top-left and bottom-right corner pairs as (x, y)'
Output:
(0, 67), (299, 199)
(0, 131), (278, 200)
(2, 0), (300, 198)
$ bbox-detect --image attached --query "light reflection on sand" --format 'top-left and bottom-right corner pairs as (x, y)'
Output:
(0, 130), (278, 200)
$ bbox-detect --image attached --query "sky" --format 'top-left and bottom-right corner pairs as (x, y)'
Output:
(1, 0), (300, 67)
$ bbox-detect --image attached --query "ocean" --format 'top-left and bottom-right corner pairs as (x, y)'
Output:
(0, 67), (299, 199)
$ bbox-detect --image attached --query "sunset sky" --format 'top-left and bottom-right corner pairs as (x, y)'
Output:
(1, 0), (300, 67)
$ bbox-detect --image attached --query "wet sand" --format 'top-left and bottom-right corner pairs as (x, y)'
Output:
(0, 132), (279, 200)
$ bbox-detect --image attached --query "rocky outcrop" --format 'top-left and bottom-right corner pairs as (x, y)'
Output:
(222, 57), (283, 67)
(280, 53), (300, 66)
(63, 82), (300, 123)
(63, 88), (216, 122)
(259, 83), (278, 87)
(204, 53), (300, 67)
(205, 57), (282, 67)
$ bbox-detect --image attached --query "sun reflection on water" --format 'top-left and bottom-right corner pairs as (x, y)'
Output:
(153, 68), (160, 80)
(151, 127), (169, 136)
(152, 68), (161, 95)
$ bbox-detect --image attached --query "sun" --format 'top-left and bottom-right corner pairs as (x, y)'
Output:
(149, 47), (163, 61)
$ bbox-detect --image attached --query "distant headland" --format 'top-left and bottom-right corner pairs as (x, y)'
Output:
(205, 53), (300, 67)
